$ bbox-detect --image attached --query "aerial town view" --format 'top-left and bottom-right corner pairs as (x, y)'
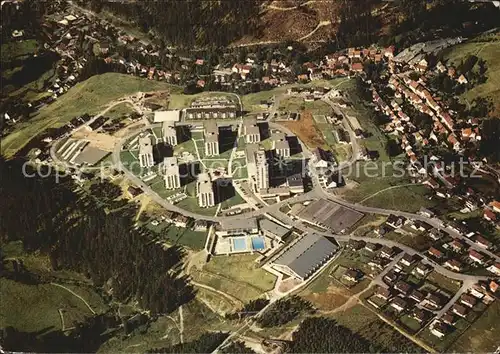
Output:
(1, 0), (499, 353)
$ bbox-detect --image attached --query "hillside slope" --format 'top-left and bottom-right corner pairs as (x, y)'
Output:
(443, 37), (500, 116)
(1, 73), (180, 158)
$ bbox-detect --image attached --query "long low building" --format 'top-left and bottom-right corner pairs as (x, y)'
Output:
(185, 106), (237, 120)
(295, 199), (364, 233)
(271, 233), (339, 280)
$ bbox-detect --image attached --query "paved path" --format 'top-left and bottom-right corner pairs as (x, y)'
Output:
(50, 282), (96, 315)
(298, 20), (332, 41)
(358, 183), (424, 203)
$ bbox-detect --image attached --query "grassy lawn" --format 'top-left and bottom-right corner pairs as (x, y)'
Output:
(175, 196), (218, 217)
(105, 102), (137, 120)
(341, 161), (437, 213)
(399, 315), (422, 333)
(192, 260), (272, 304)
(449, 301), (500, 353)
(442, 40), (500, 116)
(220, 192), (246, 210)
(173, 139), (197, 157)
(204, 254), (276, 293)
(327, 304), (423, 353)
(361, 185), (436, 213)
(425, 271), (461, 294)
(418, 317), (470, 352)
(1, 39), (39, 63)
(0, 279), (97, 333)
(2, 73), (182, 158)
(384, 232), (433, 252)
(169, 92), (236, 110)
(0, 242), (107, 334)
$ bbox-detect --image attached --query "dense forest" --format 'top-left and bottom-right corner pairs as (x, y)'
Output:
(256, 295), (313, 328)
(221, 340), (256, 354)
(289, 317), (378, 353)
(146, 332), (228, 353)
(82, 0), (261, 48)
(0, 158), (194, 315)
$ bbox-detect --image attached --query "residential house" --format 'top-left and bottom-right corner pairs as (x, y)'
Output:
(364, 243), (380, 253)
(375, 286), (391, 301)
(427, 293), (443, 308)
(428, 228), (444, 241)
(428, 247), (443, 259)
(400, 253), (415, 267)
(430, 321), (448, 338)
(452, 303), (468, 318)
(457, 74), (468, 84)
(383, 270), (398, 284)
(414, 263), (431, 277)
(474, 235), (492, 250)
(343, 269), (363, 282)
(469, 249), (485, 264)
(450, 239), (465, 253)
(395, 280), (412, 296)
(444, 259), (462, 272)
(412, 309), (428, 323)
(173, 215), (189, 228)
(380, 246), (396, 259)
(390, 297), (407, 312)
(483, 208), (497, 222)
(442, 313), (455, 325)
(486, 263), (500, 276)
(347, 239), (366, 251)
(460, 294), (477, 308)
(368, 258), (387, 270)
(410, 289), (425, 303)
(490, 200), (500, 213)
(386, 214), (406, 229)
(194, 220), (210, 232)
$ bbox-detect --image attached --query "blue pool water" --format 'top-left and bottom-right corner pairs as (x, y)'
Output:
(233, 238), (247, 251)
(251, 237), (265, 251)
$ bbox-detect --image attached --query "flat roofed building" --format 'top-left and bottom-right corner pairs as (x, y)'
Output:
(259, 218), (291, 241)
(154, 110), (181, 123)
(255, 150), (269, 190)
(295, 199), (364, 233)
(138, 136), (154, 168)
(272, 133), (290, 158)
(287, 173), (304, 194)
(244, 118), (261, 143)
(271, 233), (338, 280)
(185, 106), (237, 120)
(246, 143), (258, 188)
(196, 173), (215, 208)
(162, 122), (178, 146)
(163, 157), (180, 190)
(204, 121), (219, 156)
(217, 218), (259, 237)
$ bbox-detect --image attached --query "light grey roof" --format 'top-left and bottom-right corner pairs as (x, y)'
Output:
(162, 122), (177, 136)
(138, 136), (153, 155)
(274, 140), (290, 150)
(220, 217), (258, 231)
(297, 199), (364, 233)
(245, 125), (260, 135)
(259, 218), (290, 238)
(163, 157), (179, 175)
(272, 132), (286, 142)
(273, 233), (338, 279)
(204, 121), (219, 135)
(246, 144), (259, 164)
(197, 173), (213, 194)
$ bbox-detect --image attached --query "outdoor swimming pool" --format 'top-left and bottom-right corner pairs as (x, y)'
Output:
(233, 237), (247, 251)
(251, 236), (265, 251)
